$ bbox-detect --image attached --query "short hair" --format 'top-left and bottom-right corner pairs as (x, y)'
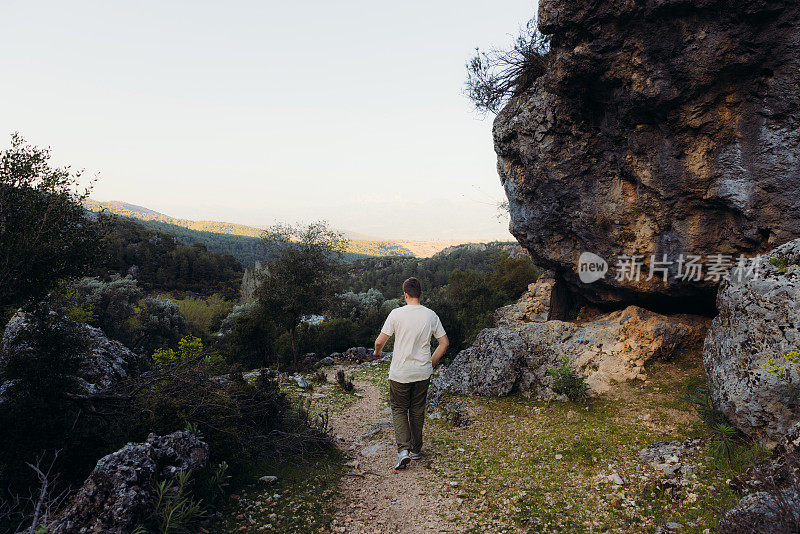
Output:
(403, 277), (422, 298)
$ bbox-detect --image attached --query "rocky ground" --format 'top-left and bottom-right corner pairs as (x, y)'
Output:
(216, 351), (770, 533)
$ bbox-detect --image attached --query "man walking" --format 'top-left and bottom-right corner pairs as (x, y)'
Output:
(374, 277), (449, 470)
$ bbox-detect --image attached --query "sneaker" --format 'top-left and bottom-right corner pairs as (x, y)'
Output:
(410, 451), (423, 460)
(394, 449), (411, 470)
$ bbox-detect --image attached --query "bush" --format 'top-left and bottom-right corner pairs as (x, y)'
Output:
(763, 345), (800, 405)
(220, 303), (279, 369)
(683, 379), (757, 470)
(151, 335), (203, 369)
(133, 469), (205, 534)
(313, 370), (327, 383)
(548, 358), (589, 401)
(464, 18), (550, 114)
(68, 275), (143, 344)
(336, 370), (354, 393)
(132, 297), (189, 355)
(113, 363), (331, 480)
(0, 304), (109, 500)
(176, 293), (234, 338)
(328, 289), (385, 322)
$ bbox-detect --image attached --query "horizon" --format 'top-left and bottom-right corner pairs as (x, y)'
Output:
(1, 0), (539, 241)
(85, 197), (519, 245)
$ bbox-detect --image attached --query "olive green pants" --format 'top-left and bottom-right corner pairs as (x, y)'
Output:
(389, 378), (430, 453)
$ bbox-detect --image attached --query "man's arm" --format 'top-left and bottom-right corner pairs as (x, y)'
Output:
(374, 332), (390, 357)
(431, 335), (449, 366)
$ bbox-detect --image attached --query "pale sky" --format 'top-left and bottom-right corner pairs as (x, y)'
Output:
(1, 0), (538, 240)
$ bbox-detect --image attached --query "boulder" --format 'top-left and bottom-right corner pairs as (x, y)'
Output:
(302, 352), (318, 365)
(495, 0), (800, 310)
(318, 356), (335, 366)
(703, 239), (800, 442)
(1, 311), (139, 395)
(435, 305), (708, 397)
(343, 346), (371, 363)
(49, 431), (209, 534)
(717, 488), (800, 534)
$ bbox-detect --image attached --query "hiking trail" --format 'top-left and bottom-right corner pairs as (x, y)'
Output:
(327, 367), (465, 533)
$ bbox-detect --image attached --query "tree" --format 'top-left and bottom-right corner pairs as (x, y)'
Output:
(254, 222), (347, 370)
(0, 133), (102, 319)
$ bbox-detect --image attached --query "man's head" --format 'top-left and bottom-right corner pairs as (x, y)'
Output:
(402, 277), (422, 301)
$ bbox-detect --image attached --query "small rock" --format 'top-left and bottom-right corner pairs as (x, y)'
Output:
(555, 454), (563, 460)
(360, 444), (382, 457)
(294, 375), (309, 388)
(259, 475), (278, 484)
(362, 418), (393, 440)
(608, 473), (624, 486)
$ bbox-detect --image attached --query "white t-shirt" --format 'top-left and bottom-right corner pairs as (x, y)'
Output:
(381, 304), (446, 383)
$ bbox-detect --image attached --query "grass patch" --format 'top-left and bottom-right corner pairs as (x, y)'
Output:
(210, 448), (345, 533)
(421, 349), (762, 532)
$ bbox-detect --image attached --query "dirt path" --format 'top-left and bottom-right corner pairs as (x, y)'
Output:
(327, 371), (461, 533)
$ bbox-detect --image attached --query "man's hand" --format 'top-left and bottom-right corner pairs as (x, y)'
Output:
(431, 335), (449, 367)
(374, 332), (390, 358)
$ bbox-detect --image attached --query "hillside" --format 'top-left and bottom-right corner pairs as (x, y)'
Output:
(84, 200), (416, 263)
(83, 200), (264, 237)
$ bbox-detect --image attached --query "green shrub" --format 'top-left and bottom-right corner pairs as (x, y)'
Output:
(133, 469), (205, 534)
(176, 293), (234, 338)
(548, 358), (589, 401)
(763, 345), (800, 403)
(53, 283), (97, 323)
(133, 297), (189, 354)
(151, 335), (203, 369)
(769, 255), (789, 272)
(220, 304), (279, 369)
(114, 366), (331, 478)
(683, 379), (730, 430)
(683, 379), (758, 470)
(68, 275), (143, 345)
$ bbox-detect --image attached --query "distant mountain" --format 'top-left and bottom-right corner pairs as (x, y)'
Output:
(83, 200), (265, 237)
(83, 200), (502, 260)
(84, 200), (417, 263)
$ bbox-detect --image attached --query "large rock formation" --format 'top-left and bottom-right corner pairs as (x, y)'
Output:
(0, 311), (140, 395)
(495, 0), (800, 310)
(49, 431), (209, 534)
(435, 274), (709, 397)
(703, 238), (800, 443)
